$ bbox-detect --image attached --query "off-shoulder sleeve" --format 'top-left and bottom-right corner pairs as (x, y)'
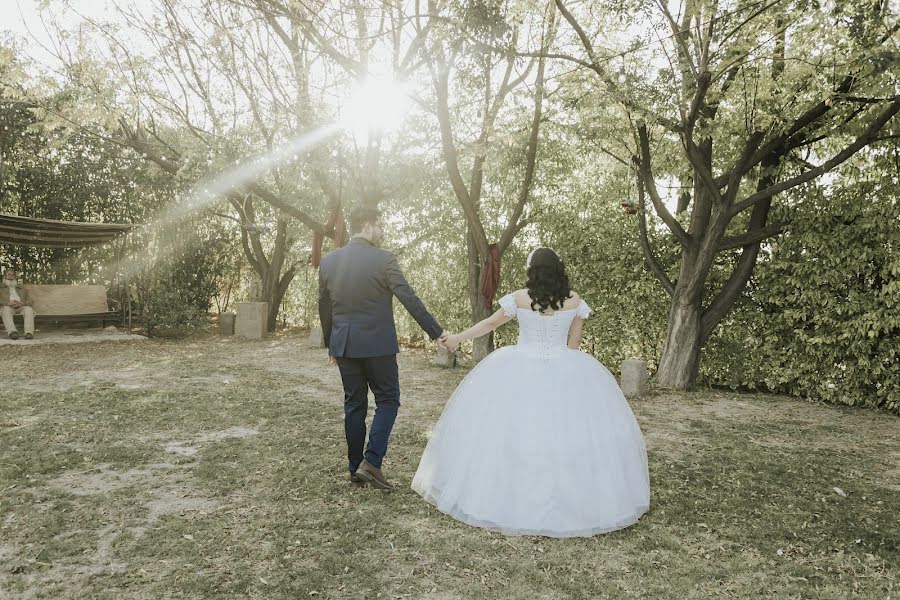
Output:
(498, 293), (518, 318)
(576, 299), (592, 319)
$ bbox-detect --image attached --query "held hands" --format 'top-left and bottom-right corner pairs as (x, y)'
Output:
(436, 332), (451, 352)
(437, 332), (461, 353)
(445, 335), (461, 352)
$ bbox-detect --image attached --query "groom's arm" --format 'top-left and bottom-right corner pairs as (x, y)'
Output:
(384, 254), (443, 340)
(317, 267), (333, 351)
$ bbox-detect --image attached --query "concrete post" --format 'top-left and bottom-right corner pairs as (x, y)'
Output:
(219, 312), (235, 336)
(620, 358), (649, 398)
(235, 302), (268, 339)
(433, 346), (457, 368)
(308, 324), (325, 347)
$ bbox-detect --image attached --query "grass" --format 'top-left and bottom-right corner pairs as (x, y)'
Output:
(0, 331), (897, 599)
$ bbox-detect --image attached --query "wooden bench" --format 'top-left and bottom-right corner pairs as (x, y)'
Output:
(10, 284), (120, 328)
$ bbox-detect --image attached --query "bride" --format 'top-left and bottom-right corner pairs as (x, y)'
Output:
(412, 247), (650, 537)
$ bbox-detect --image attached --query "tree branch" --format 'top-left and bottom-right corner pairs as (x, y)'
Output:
(637, 125), (691, 247)
(683, 131), (724, 206)
(499, 16), (554, 253)
(245, 182), (327, 236)
(655, 0), (697, 82)
(553, 0), (682, 133)
(719, 21), (899, 188)
(237, 196), (270, 270)
(230, 197), (265, 275)
(732, 98), (900, 215)
(701, 195), (772, 344)
(430, 49), (490, 258)
(637, 178), (675, 296)
(717, 222), (782, 251)
(685, 70), (712, 131)
(120, 119), (330, 237)
(723, 130), (766, 203)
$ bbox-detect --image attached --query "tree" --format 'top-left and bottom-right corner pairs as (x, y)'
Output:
(550, 0), (899, 388)
(37, 0), (445, 329)
(423, 0), (557, 361)
(31, 0), (353, 329)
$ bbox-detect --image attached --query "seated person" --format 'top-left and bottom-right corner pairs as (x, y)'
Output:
(1, 268), (35, 340)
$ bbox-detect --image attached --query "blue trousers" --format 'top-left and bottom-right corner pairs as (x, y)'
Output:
(336, 355), (400, 473)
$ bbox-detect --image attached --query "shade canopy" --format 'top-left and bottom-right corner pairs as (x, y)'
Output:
(0, 214), (134, 248)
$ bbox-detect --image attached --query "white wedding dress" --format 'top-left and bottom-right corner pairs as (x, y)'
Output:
(412, 294), (650, 537)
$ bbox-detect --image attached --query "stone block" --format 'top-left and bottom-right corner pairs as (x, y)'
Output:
(219, 312), (235, 336)
(235, 302), (268, 339)
(620, 358), (649, 398)
(308, 324), (325, 347)
(433, 346), (457, 368)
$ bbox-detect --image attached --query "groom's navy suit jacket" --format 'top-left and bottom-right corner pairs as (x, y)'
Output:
(318, 237), (443, 357)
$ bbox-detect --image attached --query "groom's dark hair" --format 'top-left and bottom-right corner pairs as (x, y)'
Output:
(349, 205), (382, 234)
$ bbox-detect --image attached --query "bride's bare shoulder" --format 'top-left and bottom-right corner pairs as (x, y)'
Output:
(563, 291), (582, 310)
(511, 289), (531, 307)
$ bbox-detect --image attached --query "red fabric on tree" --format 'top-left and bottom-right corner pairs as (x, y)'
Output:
(480, 243), (501, 309)
(311, 232), (324, 267)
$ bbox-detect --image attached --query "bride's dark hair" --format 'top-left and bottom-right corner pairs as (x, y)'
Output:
(526, 248), (572, 313)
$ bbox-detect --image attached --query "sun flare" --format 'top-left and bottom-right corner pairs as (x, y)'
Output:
(339, 77), (411, 141)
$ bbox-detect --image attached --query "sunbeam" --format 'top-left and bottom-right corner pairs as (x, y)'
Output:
(156, 123), (342, 228)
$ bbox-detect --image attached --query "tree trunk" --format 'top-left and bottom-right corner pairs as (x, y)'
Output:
(264, 275), (291, 331)
(654, 241), (715, 390)
(655, 295), (703, 389)
(256, 266), (295, 332)
(242, 215), (296, 332)
(467, 226), (493, 362)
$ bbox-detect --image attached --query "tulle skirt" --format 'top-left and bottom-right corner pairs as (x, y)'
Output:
(412, 346), (650, 537)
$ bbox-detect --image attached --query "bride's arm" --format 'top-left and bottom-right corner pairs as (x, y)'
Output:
(568, 316), (584, 349)
(445, 309), (512, 350)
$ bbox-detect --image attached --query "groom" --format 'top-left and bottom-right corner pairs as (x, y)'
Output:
(318, 205), (446, 490)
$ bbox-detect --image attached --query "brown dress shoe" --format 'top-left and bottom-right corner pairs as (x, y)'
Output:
(9, 331), (19, 340)
(355, 460), (393, 490)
